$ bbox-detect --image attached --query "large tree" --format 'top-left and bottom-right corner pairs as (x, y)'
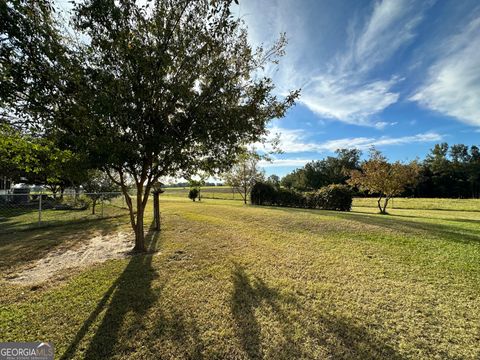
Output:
(348, 149), (420, 214)
(281, 148), (361, 191)
(10, 0), (295, 252)
(0, 0), (67, 128)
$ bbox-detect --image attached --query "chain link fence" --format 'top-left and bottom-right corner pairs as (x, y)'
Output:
(162, 186), (241, 200)
(0, 191), (129, 234)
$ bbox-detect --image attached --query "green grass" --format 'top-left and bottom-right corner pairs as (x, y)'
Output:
(354, 197), (480, 211)
(1, 197), (479, 359)
(0, 196), (128, 233)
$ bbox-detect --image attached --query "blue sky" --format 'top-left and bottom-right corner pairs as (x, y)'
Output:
(237, 0), (480, 176)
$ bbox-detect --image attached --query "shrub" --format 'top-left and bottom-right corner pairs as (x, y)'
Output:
(303, 192), (317, 209)
(315, 184), (352, 211)
(188, 188), (199, 201)
(275, 188), (304, 207)
(251, 182), (276, 205)
(250, 182), (352, 211)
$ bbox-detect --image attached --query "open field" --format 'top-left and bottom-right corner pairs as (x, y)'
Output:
(1, 197), (479, 359)
(163, 186), (240, 201)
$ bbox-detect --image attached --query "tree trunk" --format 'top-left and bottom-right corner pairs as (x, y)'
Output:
(382, 197), (390, 214)
(91, 200), (97, 215)
(378, 195), (389, 214)
(377, 195), (383, 213)
(133, 190), (146, 252)
(153, 191), (160, 231)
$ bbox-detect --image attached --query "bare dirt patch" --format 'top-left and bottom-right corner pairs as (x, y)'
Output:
(6, 231), (134, 285)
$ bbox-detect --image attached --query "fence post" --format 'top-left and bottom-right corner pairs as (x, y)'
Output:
(101, 196), (104, 218)
(153, 191), (160, 231)
(38, 191), (42, 224)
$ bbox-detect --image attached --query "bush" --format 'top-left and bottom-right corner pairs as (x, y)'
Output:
(250, 182), (352, 211)
(315, 184), (352, 211)
(275, 188), (304, 207)
(304, 191), (318, 209)
(188, 188), (199, 201)
(251, 182), (276, 205)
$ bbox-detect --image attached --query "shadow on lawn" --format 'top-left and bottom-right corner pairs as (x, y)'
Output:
(230, 263), (404, 360)
(230, 263), (284, 359)
(341, 211), (480, 245)
(60, 226), (160, 360)
(267, 206), (480, 245)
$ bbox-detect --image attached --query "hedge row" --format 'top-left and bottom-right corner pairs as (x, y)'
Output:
(251, 183), (352, 211)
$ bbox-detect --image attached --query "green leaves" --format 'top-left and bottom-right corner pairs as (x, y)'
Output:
(62, 0), (297, 183)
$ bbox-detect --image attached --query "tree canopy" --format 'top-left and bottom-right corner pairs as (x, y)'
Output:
(348, 149), (420, 214)
(1, 0), (298, 251)
(280, 149), (361, 191)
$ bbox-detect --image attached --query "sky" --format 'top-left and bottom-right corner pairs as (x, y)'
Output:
(54, 0), (480, 179)
(236, 0), (480, 176)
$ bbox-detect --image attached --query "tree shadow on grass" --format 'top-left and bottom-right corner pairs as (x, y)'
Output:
(60, 225), (161, 360)
(308, 314), (405, 360)
(230, 264), (267, 359)
(338, 211), (480, 245)
(148, 304), (205, 359)
(267, 206), (480, 246)
(230, 263), (404, 359)
(388, 212), (480, 225)
(230, 263), (304, 359)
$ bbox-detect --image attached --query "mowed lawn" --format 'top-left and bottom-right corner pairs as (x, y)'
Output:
(1, 198), (480, 359)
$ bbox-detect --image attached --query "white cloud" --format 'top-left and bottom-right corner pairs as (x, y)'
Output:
(321, 132), (442, 151)
(239, 0), (429, 126)
(374, 121), (398, 129)
(265, 126), (443, 153)
(351, 0), (424, 72)
(300, 76), (400, 125)
(411, 16), (480, 126)
(299, 0), (427, 126)
(259, 158), (313, 168)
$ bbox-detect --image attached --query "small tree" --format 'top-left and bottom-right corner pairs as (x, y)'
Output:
(188, 188), (199, 202)
(224, 151), (265, 204)
(188, 175), (207, 201)
(82, 170), (120, 215)
(348, 149), (419, 214)
(0, 124), (87, 195)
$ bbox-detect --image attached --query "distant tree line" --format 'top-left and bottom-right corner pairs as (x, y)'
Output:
(279, 143), (480, 199)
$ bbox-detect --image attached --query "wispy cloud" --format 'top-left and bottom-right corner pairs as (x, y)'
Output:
(300, 0), (428, 126)
(259, 158), (313, 168)
(300, 76), (400, 126)
(411, 16), (480, 127)
(320, 132), (442, 152)
(247, 0), (429, 126)
(347, 0), (425, 73)
(266, 127), (443, 153)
